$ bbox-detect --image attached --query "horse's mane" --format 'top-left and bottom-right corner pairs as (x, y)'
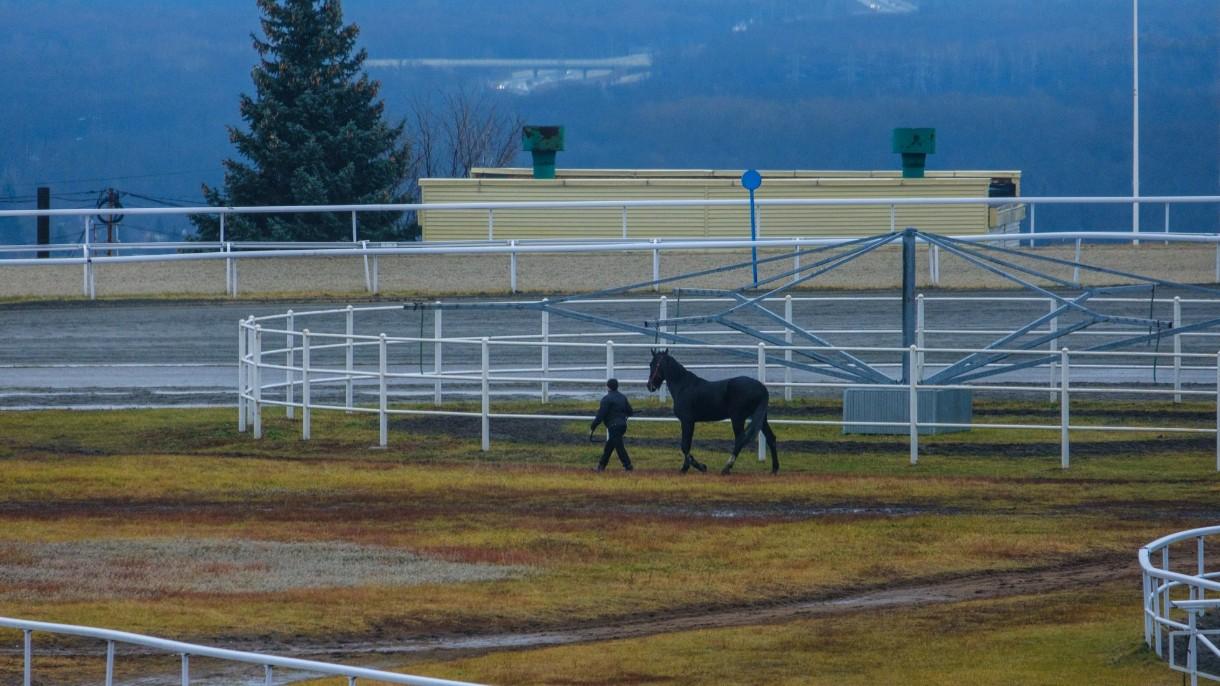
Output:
(662, 353), (703, 384)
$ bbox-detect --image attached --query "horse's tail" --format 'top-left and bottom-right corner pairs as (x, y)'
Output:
(741, 393), (769, 446)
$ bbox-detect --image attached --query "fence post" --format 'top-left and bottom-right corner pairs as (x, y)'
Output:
(238, 318), (248, 432)
(378, 333), (387, 448)
(606, 340), (615, 380)
(1174, 297), (1182, 402)
(1164, 203), (1171, 236)
(784, 295), (793, 402)
(351, 211), (358, 242)
(651, 239), (660, 290)
(345, 305), (354, 412)
(285, 309), (295, 419)
(541, 300), (550, 403)
(889, 204), (896, 233)
(264, 665), (273, 686)
(909, 344), (919, 465)
(302, 330), (311, 440)
(1049, 298), (1059, 402)
(433, 302), (443, 406)
(509, 239), (518, 293)
(223, 238), (232, 295)
(915, 294), (925, 373)
(481, 337), (490, 452)
(658, 296), (668, 402)
(927, 246), (937, 286)
(362, 240), (372, 293)
(371, 254), (379, 294)
(23, 629), (30, 686)
(791, 238), (801, 284)
(487, 209), (494, 240)
(758, 342), (767, 462)
(1061, 347), (1070, 469)
(1073, 238), (1082, 283)
(83, 217), (92, 297)
(105, 640), (114, 686)
(181, 653), (189, 686)
(253, 325), (263, 439)
(230, 245), (240, 296)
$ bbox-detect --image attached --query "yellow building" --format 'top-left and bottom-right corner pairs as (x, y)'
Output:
(419, 168), (1022, 241)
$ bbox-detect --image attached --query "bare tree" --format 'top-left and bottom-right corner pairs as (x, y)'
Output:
(407, 89), (522, 191)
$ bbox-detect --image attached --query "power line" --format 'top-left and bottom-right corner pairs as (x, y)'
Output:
(33, 168), (219, 185)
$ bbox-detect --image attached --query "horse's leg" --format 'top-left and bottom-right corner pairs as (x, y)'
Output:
(722, 417), (745, 475)
(724, 405), (766, 475)
(679, 420), (706, 473)
(761, 419), (779, 475)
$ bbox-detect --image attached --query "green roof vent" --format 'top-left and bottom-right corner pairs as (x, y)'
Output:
(522, 125), (565, 179)
(892, 128), (936, 178)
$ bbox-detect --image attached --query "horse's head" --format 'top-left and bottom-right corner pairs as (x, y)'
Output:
(647, 348), (669, 392)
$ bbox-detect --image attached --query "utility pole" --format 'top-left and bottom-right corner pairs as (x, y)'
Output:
(36, 186), (49, 259)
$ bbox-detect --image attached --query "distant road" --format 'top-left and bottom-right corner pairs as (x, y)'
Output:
(1, 290), (1216, 408)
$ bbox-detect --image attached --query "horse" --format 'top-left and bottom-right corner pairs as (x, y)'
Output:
(646, 349), (779, 475)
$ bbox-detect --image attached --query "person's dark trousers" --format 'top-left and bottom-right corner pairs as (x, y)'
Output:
(598, 425), (633, 471)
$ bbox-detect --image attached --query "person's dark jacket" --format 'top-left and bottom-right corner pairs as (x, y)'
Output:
(591, 390), (634, 430)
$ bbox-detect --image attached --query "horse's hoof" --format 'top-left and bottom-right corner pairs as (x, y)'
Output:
(693, 461), (708, 473)
(720, 466), (733, 476)
(680, 464), (690, 474)
(770, 469), (779, 475)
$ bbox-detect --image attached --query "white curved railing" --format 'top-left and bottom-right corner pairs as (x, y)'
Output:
(236, 297), (1220, 470)
(1, 194), (1218, 298)
(1142, 527), (1220, 684)
(0, 616), (484, 686)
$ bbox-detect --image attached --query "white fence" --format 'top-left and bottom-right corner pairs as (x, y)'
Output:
(1, 194), (1218, 298)
(1141, 526), (1220, 684)
(0, 616), (484, 686)
(237, 297), (1220, 470)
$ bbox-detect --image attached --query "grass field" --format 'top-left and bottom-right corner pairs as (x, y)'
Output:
(0, 399), (1216, 684)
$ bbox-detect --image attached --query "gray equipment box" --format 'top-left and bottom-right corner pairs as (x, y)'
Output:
(842, 387), (972, 435)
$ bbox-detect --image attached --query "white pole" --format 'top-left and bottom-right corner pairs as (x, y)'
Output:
(651, 239), (660, 290)
(784, 295), (793, 402)
(264, 665), (273, 686)
(758, 342), (767, 462)
(181, 653), (189, 686)
(909, 344), (919, 465)
(509, 240), (518, 293)
(345, 305), (354, 411)
(253, 326), (263, 440)
(238, 318), (248, 432)
(285, 310), (294, 419)
(1174, 297), (1182, 402)
(378, 333), (387, 448)
(302, 330), (311, 441)
(23, 629), (30, 686)
(481, 337), (490, 452)
(606, 340), (615, 380)
(433, 302), (443, 406)
(219, 213), (226, 243)
(105, 640), (114, 686)
(791, 238), (801, 285)
(371, 254), (379, 294)
(889, 204), (896, 233)
(362, 240), (371, 292)
(1061, 347), (1070, 469)
(541, 300), (550, 403)
(1132, 0), (1141, 243)
(916, 294), (925, 374)
(487, 209), (494, 240)
(351, 211), (358, 242)
(1073, 238), (1081, 284)
(1049, 298), (1059, 402)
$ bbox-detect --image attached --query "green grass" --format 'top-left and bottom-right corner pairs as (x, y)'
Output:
(0, 400), (1211, 684)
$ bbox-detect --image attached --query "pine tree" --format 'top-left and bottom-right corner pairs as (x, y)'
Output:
(194, 0), (411, 242)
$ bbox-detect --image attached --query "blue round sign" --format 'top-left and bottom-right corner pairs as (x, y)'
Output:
(741, 169), (762, 191)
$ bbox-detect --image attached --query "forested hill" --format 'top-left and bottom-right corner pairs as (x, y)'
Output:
(1, 0), (1216, 244)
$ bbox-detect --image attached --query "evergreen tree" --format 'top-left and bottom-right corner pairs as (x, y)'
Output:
(194, 0), (411, 242)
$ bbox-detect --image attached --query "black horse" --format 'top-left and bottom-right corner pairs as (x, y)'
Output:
(646, 349), (779, 475)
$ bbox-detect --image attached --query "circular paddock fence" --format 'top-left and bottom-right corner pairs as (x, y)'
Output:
(237, 295), (1220, 469)
(1142, 526), (1220, 684)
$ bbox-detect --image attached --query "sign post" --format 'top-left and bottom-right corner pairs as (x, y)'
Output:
(741, 169), (762, 286)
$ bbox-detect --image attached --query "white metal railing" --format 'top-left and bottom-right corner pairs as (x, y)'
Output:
(0, 616), (484, 686)
(237, 299), (1220, 471)
(1141, 527), (1220, 684)
(2, 194), (1218, 298)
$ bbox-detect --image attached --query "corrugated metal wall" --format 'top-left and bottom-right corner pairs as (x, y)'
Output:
(419, 171), (1021, 241)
